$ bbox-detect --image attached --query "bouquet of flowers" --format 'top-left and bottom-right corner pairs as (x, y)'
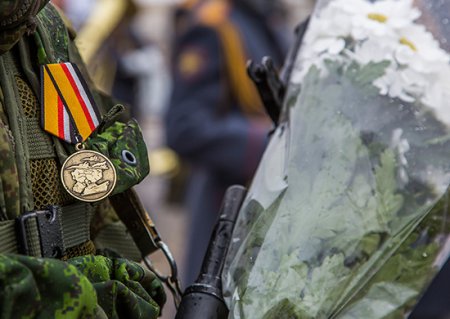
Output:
(223, 0), (450, 318)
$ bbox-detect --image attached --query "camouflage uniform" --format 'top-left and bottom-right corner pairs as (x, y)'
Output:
(0, 1), (165, 318)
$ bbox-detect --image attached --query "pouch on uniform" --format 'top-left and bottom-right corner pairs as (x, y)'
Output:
(86, 119), (150, 196)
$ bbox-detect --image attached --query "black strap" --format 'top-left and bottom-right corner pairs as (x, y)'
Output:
(0, 202), (93, 257)
(109, 189), (160, 257)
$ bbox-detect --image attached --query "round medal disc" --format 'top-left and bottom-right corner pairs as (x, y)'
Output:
(61, 150), (117, 202)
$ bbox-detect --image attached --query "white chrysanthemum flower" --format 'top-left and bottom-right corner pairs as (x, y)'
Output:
(395, 25), (449, 70)
(380, 24), (450, 125)
(351, 0), (421, 39)
(315, 0), (420, 40)
(422, 72), (450, 126)
(296, 0), (450, 127)
(297, 0), (421, 79)
(350, 37), (396, 64)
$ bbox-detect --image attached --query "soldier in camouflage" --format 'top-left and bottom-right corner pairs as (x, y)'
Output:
(0, 0), (165, 318)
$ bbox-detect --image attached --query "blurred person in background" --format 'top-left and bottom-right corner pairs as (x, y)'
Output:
(56, 0), (171, 120)
(165, 0), (290, 286)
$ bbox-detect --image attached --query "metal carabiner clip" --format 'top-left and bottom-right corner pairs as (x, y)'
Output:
(144, 240), (183, 308)
(110, 189), (184, 307)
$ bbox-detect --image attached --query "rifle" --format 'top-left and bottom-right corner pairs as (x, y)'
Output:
(175, 185), (247, 319)
(110, 185), (246, 313)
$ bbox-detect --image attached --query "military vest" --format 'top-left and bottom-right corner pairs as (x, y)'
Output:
(0, 5), (143, 261)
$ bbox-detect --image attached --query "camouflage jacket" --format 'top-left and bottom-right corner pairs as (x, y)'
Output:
(0, 254), (165, 319)
(0, 3), (165, 318)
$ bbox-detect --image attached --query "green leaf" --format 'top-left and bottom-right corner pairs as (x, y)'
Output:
(344, 61), (391, 87)
(374, 149), (404, 230)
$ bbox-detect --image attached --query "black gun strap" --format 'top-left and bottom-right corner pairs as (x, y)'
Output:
(109, 188), (160, 257)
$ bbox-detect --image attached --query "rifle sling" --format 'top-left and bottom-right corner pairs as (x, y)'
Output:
(109, 189), (160, 257)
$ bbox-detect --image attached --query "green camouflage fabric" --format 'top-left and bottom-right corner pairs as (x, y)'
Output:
(0, 254), (98, 318)
(0, 3), (151, 223)
(0, 254), (165, 318)
(68, 255), (166, 318)
(0, 0), (20, 17)
(35, 4), (70, 63)
(0, 0), (49, 55)
(0, 106), (20, 220)
(0, 2), (165, 318)
(86, 120), (150, 196)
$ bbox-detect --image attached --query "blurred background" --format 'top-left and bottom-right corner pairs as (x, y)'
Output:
(51, 0), (315, 317)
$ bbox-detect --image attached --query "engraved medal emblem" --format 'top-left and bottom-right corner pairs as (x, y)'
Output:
(61, 149), (117, 202)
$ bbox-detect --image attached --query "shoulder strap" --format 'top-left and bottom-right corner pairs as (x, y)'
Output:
(0, 89), (20, 219)
(35, 4), (70, 64)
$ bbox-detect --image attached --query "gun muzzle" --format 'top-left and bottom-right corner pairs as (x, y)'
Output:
(175, 185), (247, 319)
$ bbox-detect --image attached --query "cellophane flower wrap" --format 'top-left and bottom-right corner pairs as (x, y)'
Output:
(223, 0), (450, 318)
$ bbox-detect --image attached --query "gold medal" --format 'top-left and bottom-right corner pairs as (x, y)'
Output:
(61, 145), (117, 202)
(41, 62), (115, 202)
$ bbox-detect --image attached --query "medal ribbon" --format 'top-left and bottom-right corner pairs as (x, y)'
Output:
(41, 63), (101, 144)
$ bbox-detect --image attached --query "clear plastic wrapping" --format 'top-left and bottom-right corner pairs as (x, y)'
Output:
(224, 1), (450, 317)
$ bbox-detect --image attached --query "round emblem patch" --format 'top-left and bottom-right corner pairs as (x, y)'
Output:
(61, 150), (117, 202)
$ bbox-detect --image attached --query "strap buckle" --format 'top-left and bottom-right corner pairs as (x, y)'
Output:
(16, 206), (65, 258)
